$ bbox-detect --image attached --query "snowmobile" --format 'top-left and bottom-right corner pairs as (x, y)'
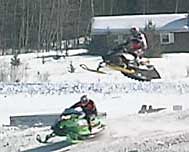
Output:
(36, 108), (106, 143)
(80, 45), (161, 81)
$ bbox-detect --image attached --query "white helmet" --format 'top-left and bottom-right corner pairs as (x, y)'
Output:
(130, 26), (140, 34)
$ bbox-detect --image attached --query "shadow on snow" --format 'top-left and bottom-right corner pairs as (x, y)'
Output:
(22, 140), (74, 152)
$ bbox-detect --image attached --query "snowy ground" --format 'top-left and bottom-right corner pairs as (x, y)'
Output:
(1, 49), (189, 152)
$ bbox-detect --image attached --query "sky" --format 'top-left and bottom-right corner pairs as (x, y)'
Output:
(1, 49), (189, 152)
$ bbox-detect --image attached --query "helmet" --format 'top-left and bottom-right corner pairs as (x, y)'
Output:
(130, 26), (140, 35)
(80, 95), (88, 103)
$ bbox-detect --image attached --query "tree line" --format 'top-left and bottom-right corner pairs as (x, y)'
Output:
(0, 0), (92, 55)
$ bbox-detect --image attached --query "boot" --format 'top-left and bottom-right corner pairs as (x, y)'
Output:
(88, 125), (92, 133)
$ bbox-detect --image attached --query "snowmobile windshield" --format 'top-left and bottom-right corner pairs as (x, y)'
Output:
(63, 108), (83, 116)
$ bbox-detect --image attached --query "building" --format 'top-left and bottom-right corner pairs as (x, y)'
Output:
(88, 13), (189, 57)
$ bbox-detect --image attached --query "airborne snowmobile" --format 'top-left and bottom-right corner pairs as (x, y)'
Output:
(36, 108), (106, 143)
(81, 44), (161, 81)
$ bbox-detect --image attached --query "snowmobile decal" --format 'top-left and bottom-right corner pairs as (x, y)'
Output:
(107, 64), (135, 74)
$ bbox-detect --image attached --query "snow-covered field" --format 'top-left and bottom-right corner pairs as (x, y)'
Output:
(1, 49), (189, 152)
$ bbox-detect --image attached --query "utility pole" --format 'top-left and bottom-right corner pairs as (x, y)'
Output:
(91, 0), (94, 17)
(175, 0), (179, 13)
(143, 0), (146, 14)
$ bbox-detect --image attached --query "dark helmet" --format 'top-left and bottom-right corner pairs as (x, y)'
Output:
(80, 95), (88, 103)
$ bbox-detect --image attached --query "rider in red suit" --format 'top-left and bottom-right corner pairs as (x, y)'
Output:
(128, 26), (148, 59)
(69, 95), (98, 132)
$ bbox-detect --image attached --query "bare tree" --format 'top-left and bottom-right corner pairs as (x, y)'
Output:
(37, 0), (42, 52)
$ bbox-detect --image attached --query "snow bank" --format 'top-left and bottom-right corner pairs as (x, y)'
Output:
(0, 51), (189, 152)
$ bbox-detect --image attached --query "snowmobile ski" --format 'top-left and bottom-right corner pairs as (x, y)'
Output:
(36, 133), (56, 144)
(80, 64), (106, 74)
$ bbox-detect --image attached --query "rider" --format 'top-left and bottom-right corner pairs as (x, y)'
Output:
(97, 26), (148, 70)
(127, 26), (148, 59)
(69, 95), (98, 133)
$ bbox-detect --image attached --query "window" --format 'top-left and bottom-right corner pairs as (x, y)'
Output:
(160, 33), (174, 45)
(114, 34), (124, 44)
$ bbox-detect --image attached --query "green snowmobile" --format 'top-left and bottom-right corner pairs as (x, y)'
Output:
(36, 108), (106, 143)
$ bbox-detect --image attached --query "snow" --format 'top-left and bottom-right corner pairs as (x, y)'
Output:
(1, 49), (189, 152)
